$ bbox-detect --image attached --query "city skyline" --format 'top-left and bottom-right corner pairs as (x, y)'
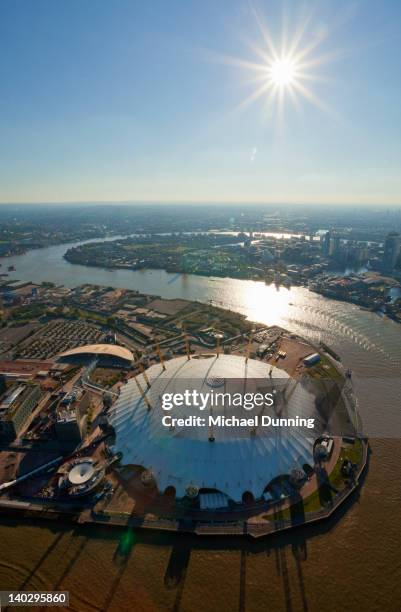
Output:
(1, 0), (401, 205)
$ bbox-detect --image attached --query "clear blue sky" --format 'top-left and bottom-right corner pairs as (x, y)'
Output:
(1, 0), (401, 205)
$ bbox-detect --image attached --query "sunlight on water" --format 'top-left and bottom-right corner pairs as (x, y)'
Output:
(1, 241), (401, 610)
(2, 240), (401, 371)
(241, 281), (293, 326)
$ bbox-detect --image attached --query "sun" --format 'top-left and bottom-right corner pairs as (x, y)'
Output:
(215, 5), (338, 119)
(268, 57), (297, 87)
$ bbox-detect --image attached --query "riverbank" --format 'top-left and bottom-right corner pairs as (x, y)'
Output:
(0, 318), (366, 541)
(0, 437), (368, 540)
(1, 242), (400, 611)
(61, 236), (401, 323)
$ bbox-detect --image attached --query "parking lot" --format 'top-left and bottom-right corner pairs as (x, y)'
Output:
(16, 320), (105, 359)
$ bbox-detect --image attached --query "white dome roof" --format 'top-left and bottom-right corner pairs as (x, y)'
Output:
(109, 354), (321, 501)
(68, 461), (95, 485)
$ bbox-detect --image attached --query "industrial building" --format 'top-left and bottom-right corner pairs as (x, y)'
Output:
(55, 389), (89, 444)
(0, 383), (42, 441)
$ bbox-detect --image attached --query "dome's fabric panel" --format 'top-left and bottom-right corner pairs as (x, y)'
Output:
(109, 355), (318, 501)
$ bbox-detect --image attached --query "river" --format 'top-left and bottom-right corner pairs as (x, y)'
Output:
(1, 239), (401, 611)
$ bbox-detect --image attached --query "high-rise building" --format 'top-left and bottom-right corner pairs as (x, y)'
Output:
(383, 232), (400, 270)
(328, 234), (341, 258)
(321, 231), (331, 256)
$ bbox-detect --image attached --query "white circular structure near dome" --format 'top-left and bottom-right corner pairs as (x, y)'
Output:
(109, 354), (324, 502)
(68, 461), (95, 486)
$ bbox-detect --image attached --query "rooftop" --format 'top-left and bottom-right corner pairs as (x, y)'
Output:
(0, 383), (37, 420)
(57, 343), (134, 363)
(109, 354), (322, 501)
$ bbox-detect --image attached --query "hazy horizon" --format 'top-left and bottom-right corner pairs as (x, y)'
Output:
(1, 200), (401, 211)
(1, 200), (401, 210)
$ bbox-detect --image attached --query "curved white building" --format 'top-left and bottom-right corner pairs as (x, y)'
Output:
(109, 354), (323, 502)
(68, 461), (96, 486)
(59, 457), (105, 497)
(57, 343), (134, 367)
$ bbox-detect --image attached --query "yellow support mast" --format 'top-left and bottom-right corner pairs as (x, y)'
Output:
(185, 333), (191, 360)
(138, 362), (151, 389)
(155, 340), (166, 371)
(246, 328), (255, 364)
(133, 375), (152, 410)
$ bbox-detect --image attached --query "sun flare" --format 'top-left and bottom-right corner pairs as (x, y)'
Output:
(268, 57), (297, 87)
(216, 6), (338, 120)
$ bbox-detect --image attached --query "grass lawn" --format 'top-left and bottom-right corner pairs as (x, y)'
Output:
(263, 438), (364, 523)
(329, 438), (363, 489)
(306, 355), (343, 380)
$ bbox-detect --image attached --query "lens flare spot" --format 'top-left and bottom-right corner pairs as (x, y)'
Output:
(269, 58), (297, 87)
